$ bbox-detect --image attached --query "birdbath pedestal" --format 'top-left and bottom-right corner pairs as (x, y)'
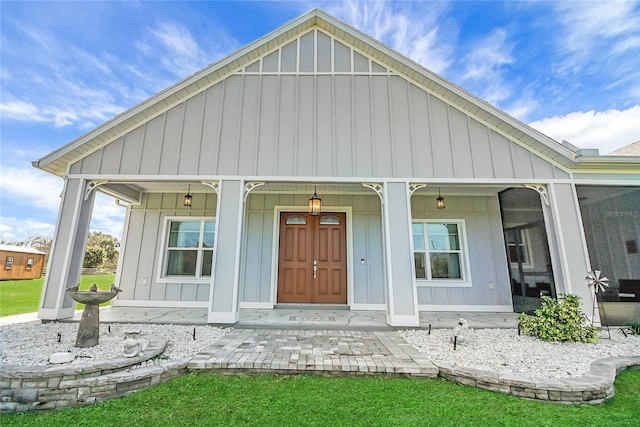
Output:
(67, 289), (119, 348)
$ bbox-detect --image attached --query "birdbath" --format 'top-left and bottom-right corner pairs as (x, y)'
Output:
(67, 285), (119, 348)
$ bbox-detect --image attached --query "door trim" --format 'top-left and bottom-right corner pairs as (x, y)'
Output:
(270, 206), (353, 307)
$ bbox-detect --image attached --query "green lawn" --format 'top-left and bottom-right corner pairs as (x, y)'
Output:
(5, 371), (640, 426)
(0, 274), (116, 317)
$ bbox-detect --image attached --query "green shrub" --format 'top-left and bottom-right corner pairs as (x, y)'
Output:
(626, 322), (640, 335)
(517, 294), (599, 343)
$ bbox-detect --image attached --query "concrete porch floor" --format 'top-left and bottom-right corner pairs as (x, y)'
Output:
(67, 306), (520, 329)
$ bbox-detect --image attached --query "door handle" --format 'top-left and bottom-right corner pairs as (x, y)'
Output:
(313, 260), (317, 279)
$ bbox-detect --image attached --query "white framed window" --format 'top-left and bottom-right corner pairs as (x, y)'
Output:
(412, 220), (471, 286)
(26, 258), (34, 270)
(5, 256), (14, 270)
(506, 228), (533, 269)
(158, 217), (215, 282)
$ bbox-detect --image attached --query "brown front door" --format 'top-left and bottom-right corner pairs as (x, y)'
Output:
(277, 212), (347, 304)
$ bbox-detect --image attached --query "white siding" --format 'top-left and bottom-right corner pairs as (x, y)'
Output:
(411, 194), (512, 307)
(117, 193), (217, 302)
(69, 29), (569, 181)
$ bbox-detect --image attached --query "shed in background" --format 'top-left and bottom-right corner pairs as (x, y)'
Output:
(0, 245), (46, 280)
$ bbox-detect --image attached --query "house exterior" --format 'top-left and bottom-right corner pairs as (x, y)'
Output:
(34, 9), (639, 326)
(0, 245), (46, 280)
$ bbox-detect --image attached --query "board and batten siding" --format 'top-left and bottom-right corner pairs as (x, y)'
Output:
(411, 194), (512, 308)
(240, 194), (385, 306)
(69, 76), (569, 180)
(116, 193), (217, 303)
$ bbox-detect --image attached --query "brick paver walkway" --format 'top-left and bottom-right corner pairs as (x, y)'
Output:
(187, 329), (438, 376)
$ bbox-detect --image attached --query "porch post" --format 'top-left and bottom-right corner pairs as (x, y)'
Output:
(382, 181), (420, 327)
(207, 179), (244, 324)
(546, 182), (594, 318)
(39, 178), (96, 320)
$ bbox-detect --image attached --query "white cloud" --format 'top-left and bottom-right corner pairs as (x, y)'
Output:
(528, 106), (640, 154)
(554, 1), (640, 59)
(461, 29), (513, 82)
(89, 193), (126, 240)
(0, 100), (49, 123)
(0, 162), (125, 241)
(0, 164), (63, 213)
(148, 21), (210, 77)
(326, 0), (453, 74)
(0, 218), (56, 242)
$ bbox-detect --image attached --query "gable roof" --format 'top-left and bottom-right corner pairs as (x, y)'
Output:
(33, 9), (638, 176)
(0, 244), (46, 255)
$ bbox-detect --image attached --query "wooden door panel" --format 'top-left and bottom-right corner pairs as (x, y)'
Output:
(313, 213), (347, 303)
(317, 269), (328, 295)
(277, 214), (313, 303)
(331, 228), (341, 261)
(297, 229), (308, 261)
(318, 228), (328, 260)
(331, 269), (342, 294)
(282, 227), (295, 261)
(296, 268), (307, 295)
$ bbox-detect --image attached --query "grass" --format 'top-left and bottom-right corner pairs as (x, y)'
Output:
(0, 274), (116, 317)
(4, 371), (640, 426)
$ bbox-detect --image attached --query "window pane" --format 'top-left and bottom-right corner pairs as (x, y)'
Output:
(427, 223), (459, 250)
(166, 250), (198, 276)
(320, 215), (340, 225)
(201, 250), (213, 276)
(168, 221), (200, 248)
(412, 224), (425, 251)
(414, 252), (426, 278)
(203, 221), (215, 248)
(285, 215), (307, 225)
(430, 253), (461, 279)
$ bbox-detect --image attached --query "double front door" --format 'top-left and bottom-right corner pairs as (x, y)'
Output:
(277, 212), (347, 304)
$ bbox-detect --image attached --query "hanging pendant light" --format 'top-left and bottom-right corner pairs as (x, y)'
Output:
(308, 186), (321, 216)
(436, 187), (445, 209)
(183, 184), (193, 208)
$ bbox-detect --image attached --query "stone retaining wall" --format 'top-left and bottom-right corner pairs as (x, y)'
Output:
(436, 355), (640, 404)
(0, 335), (185, 414)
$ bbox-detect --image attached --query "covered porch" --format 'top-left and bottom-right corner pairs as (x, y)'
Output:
(62, 306), (520, 330)
(38, 176), (594, 327)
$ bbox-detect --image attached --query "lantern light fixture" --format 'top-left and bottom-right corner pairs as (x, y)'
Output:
(436, 187), (445, 209)
(309, 186), (321, 216)
(183, 184), (193, 208)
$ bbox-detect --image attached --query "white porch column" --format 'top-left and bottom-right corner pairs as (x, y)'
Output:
(383, 182), (420, 327)
(546, 182), (594, 318)
(207, 179), (244, 324)
(39, 178), (96, 320)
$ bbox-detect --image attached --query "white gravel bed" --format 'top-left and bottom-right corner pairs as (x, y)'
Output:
(399, 328), (640, 378)
(0, 322), (229, 366)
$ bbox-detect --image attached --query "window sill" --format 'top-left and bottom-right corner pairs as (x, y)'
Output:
(416, 279), (472, 288)
(156, 277), (211, 284)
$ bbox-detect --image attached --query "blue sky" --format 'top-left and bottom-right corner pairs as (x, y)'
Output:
(1, 0), (639, 242)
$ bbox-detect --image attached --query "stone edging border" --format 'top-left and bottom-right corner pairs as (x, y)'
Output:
(435, 355), (640, 404)
(0, 335), (174, 414)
